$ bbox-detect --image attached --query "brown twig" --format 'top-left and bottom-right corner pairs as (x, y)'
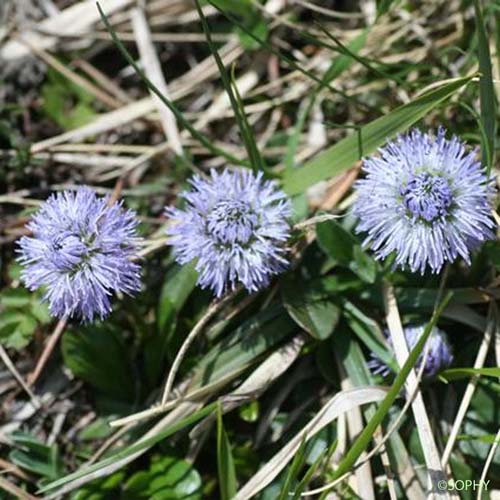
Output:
(27, 318), (67, 387)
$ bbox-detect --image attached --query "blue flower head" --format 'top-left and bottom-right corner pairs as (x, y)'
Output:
(369, 324), (453, 378)
(353, 129), (496, 273)
(17, 188), (142, 322)
(166, 168), (292, 297)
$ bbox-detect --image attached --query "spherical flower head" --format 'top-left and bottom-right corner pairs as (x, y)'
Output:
(369, 324), (453, 378)
(166, 168), (292, 297)
(17, 188), (142, 322)
(353, 128), (496, 274)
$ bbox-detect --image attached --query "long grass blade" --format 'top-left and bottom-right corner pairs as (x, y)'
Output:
(96, 2), (248, 167)
(194, 0), (264, 171)
(321, 292), (452, 492)
(473, 0), (497, 174)
(283, 75), (474, 195)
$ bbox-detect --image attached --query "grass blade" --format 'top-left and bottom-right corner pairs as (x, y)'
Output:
(206, 0), (374, 113)
(283, 75), (474, 195)
(284, 31), (368, 170)
(473, 0), (497, 173)
(234, 386), (388, 499)
(39, 402), (217, 494)
(193, 0), (264, 171)
(440, 367), (500, 382)
(277, 438), (308, 500)
(217, 403), (238, 500)
(96, 2), (247, 168)
(322, 292), (452, 490)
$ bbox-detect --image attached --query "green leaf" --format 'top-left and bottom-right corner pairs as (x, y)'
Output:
(237, 17), (268, 50)
(144, 263), (198, 385)
(376, 0), (402, 17)
(210, 0), (252, 17)
(124, 455), (202, 499)
(0, 310), (37, 350)
(39, 403), (217, 495)
(282, 276), (340, 340)
(277, 439), (307, 500)
(326, 292), (452, 487)
(217, 404), (237, 500)
(316, 219), (377, 283)
(96, 2), (246, 167)
(239, 400), (259, 423)
(194, 0), (264, 171)
(157, 263), (199, 332)
(9, 432), (63, 480)
(473, 0), (497, 173)
(41, 68), (97, 130)
(316, 219), (354, 265)
(342, 300), (396, 371)
(0, 288), (32, 308)
(440, 367), (500, 382)
(72, 471), (127, 500)
(188, 306), (296, 391)
(282, 75), (474, 195)
(61, 324), (134, 401)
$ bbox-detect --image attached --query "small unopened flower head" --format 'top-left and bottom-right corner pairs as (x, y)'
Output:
(353, 128), (496, 274)
(369, 324), (453, 378)
(166, 168), (292, 297)
(17, 188), (142, 322)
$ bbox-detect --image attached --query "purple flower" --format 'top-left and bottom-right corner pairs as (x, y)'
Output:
(166, 168), (292, 297)
(17, 188), (142, 322)
(353, 128), (496, 273)
(369, 324), (453, 378)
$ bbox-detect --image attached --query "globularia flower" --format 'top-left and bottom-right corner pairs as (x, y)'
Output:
(369, 324), (453, 378)
(166, 168), (292, 297)
(17, 188), (141, 322)
(353, 129), (495, 273)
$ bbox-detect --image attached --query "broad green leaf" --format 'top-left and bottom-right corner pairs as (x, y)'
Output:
(61, 324), (134, 401)
(72, 472), (127, 500)
(282, 75), (474, 195)
(124, 455), (202, 499)
(210, 0), (252, 17)
(282, 276), (340, 340)
(157, 263), (199, 331)
(41, 68), (97, 130)
(316, 219), (377, 283)
(217, 404), (237, 500)
(144, 263), (198, 385)
(316, 220), (354, 265)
